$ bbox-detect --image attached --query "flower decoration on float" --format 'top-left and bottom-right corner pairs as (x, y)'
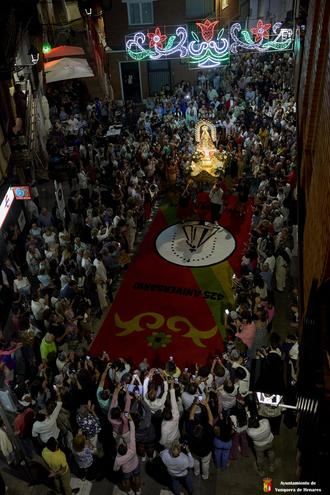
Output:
(192, 150), (203, 163)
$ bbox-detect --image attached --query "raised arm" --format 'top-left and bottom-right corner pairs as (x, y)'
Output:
(99, 363), (111, 389)
(143, 376), (150, 398)
(128, 418), (136, 452)
(108, 383), (120, 422)
(169, 386), (179, 420)
(203, 400), (214, 426)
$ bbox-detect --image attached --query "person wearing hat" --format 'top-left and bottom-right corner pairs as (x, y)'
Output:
(14, 394), (35, 458)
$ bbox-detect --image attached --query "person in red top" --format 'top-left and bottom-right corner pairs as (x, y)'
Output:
(14, 394), (35, 458)
(114, 418), (141, 495)
(285, 166), (297, 189)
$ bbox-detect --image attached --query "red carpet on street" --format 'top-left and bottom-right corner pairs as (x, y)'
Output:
(91, 197), (252, 367)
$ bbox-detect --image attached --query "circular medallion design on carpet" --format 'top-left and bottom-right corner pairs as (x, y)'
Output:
(155, 221), (236, 268)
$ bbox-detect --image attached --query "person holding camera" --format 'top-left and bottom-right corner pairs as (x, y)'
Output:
(187, 398), (214, 480)
(114, 417), (141, 495)
(160, 440), (194, 495)
(160, 378), (180, 449)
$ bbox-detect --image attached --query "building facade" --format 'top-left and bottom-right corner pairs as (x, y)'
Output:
(294, 0), (330, 488)
(103, 0), (294, 101)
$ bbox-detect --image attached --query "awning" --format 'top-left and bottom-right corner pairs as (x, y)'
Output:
(45, 45), (85, 60)
(44, 57), (94, 83)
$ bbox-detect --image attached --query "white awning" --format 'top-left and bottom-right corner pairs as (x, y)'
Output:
(45, 45), (85, 60)
(44, 57), (94, 83)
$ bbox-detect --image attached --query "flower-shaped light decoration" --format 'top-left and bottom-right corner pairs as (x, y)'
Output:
(147, 27), (167, 49)
(250, 19), (272, 42)
(147, 331), (172, 350)
(196, 19), (219, 43)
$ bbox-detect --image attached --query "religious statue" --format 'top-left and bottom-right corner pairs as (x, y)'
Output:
(197, 124), (217, 160)
(190, 119), (222, 180)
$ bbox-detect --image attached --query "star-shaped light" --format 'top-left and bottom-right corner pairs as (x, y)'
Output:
(196, 19), (219, 43)
(147, 27), (167, 49)
(250, 19), (272, 42)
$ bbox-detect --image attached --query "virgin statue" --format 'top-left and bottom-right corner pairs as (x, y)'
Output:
(196, 123), (216, 160)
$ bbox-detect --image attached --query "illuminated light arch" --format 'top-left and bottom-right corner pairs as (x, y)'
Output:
(230, 21), (293, 53)
(125, 18), (294, 67)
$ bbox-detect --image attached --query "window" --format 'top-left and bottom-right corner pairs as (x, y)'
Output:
(186, 0), (214, 19)
(222, 0), (229, 9)
(127, 1), (154, 25)
(258, 0), (265, 18)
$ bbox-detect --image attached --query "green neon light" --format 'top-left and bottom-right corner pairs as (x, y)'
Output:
(189, 47), (230, 66)
(165, 35), (176, 50)
(240, 31), (254, 44)
(127, 49), (152, 60)
(262, 39), (293, 50)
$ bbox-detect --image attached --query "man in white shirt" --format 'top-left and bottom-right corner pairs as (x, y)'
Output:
(143, 370), (168, 414)
(209, 182), (224, 224)
(32, 401), (62, 444)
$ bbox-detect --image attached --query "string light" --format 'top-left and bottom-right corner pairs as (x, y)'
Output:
(230, 21), (293, 53)
(125, 19), (294, 65)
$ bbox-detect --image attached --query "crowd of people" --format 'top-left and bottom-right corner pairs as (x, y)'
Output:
(0, 51), (300, 494)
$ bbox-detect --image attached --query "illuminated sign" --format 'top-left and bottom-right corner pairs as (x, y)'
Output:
(0, 188), (15, 230)
(125, 19), (294, 68)
(230, 21), (294, 53)
(12, 186), (32, 200)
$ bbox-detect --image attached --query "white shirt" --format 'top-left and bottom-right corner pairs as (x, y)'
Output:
(264, 255), (276, 273)
(209, 188), (223, 205)
(143, 377), (168, 413)
(14, 277), (30, 292)
(160, 450), (194, 478)
(32, 401), (62, 443)
(247, 418), (274, 447)
(31, 298), (48, 321)
(78, 171), (88, 189)
(160, 389), (180, 448)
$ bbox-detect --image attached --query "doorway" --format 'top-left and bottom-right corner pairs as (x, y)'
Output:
(148, 60), (171, 96)
(120, 61), (142, 102)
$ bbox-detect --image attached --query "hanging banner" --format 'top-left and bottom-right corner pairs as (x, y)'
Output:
(54, 181), (66, 219)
